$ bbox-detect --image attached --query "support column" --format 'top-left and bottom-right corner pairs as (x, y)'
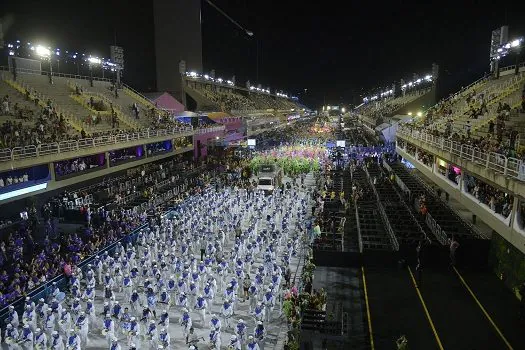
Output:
(510, 196), (520, 228)
(49, 162), (56, 181)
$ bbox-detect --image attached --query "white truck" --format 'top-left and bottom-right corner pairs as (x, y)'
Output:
(257, 164), (282, 194)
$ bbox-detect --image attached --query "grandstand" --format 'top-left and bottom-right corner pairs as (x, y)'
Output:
(357, 87), (432, 130)
(183, 74), (304, 114)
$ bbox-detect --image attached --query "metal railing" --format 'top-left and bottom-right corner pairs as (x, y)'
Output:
(364, 166), (400, 251)
(0, 126), (221, 163)
(397, 127), (524, 181)
(425, 212), (448, 245)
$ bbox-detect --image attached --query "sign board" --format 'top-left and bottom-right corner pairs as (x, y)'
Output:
(247, 139), (256, 146)
(336, 140), (346, 148)
(110, 46), (124, 69)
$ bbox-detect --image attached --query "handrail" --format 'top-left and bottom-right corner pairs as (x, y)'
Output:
(424, 212), (448, 245)
(364, 166), (400, 251)
(397, 127), (524, 182)
(0, 125), (224, 163)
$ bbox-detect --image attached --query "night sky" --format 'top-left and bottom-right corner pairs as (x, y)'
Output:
(1, 0), (525, 107)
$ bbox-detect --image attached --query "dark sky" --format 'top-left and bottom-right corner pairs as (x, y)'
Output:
(2, 0), (525, 107)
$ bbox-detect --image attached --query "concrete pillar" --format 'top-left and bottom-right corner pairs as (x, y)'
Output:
(510, 196), (520, 228)
(49, 162), (56, 181)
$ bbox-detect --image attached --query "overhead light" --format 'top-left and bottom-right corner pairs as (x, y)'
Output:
(417, 111), (423, 117)
(511, 39), (522, 48)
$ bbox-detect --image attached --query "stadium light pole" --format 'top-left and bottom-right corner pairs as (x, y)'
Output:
(36, 45), (53, 84)
(88, 57), (101, 87)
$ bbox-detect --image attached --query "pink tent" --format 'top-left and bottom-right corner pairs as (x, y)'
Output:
(143, 92), (185, 113)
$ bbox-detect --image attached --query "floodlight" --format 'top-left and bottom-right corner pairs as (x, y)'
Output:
(417, 111), (423, 117)
(511, 39), (521, 48)
(35, 45), (51, 58)
(88, 57), (102, 65)
(408, 112), (412, 116)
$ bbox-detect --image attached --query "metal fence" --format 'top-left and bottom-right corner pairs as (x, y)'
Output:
(0, 126), (228, 164)
(397, 128), (524, 181)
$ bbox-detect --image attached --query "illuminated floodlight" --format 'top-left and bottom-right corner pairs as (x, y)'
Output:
(35, 45), (51, 58)
(217, 78), (223, 83)
(88, 57), (102, 65)
(327, 106), (331, 110)
(417, 111), (423, 117)
(73, 55), (77, 59)
(511, 39), (522, 48)
(55, 51), (60, 56)
(408, 112), (412, 116)
(204, 74), (210, 79)
(250, 86), (255, 90)
(342, 107), (346, 113)
(8, 51), (14, 56)
(189, 71), (198, 77)
(497, 48), (503, 53)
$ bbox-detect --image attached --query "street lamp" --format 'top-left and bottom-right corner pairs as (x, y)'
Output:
(36, 45), (53, 84)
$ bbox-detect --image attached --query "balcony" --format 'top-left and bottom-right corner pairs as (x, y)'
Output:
(396, 127), (525, 198)
(0, 126), (225, 172)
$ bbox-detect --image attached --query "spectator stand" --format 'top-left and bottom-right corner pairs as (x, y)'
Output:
(3, 73), (84, 133)
(67, 81), (141, 132)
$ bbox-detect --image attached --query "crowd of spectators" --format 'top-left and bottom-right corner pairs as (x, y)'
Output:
(54, 154), (104, 178)
(0, 172), (29, 188)
(417, 149), (434, 168)
(1, 94), (37, 120)
(464, 174), (513, 218)
(0, 98), (71, 149)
